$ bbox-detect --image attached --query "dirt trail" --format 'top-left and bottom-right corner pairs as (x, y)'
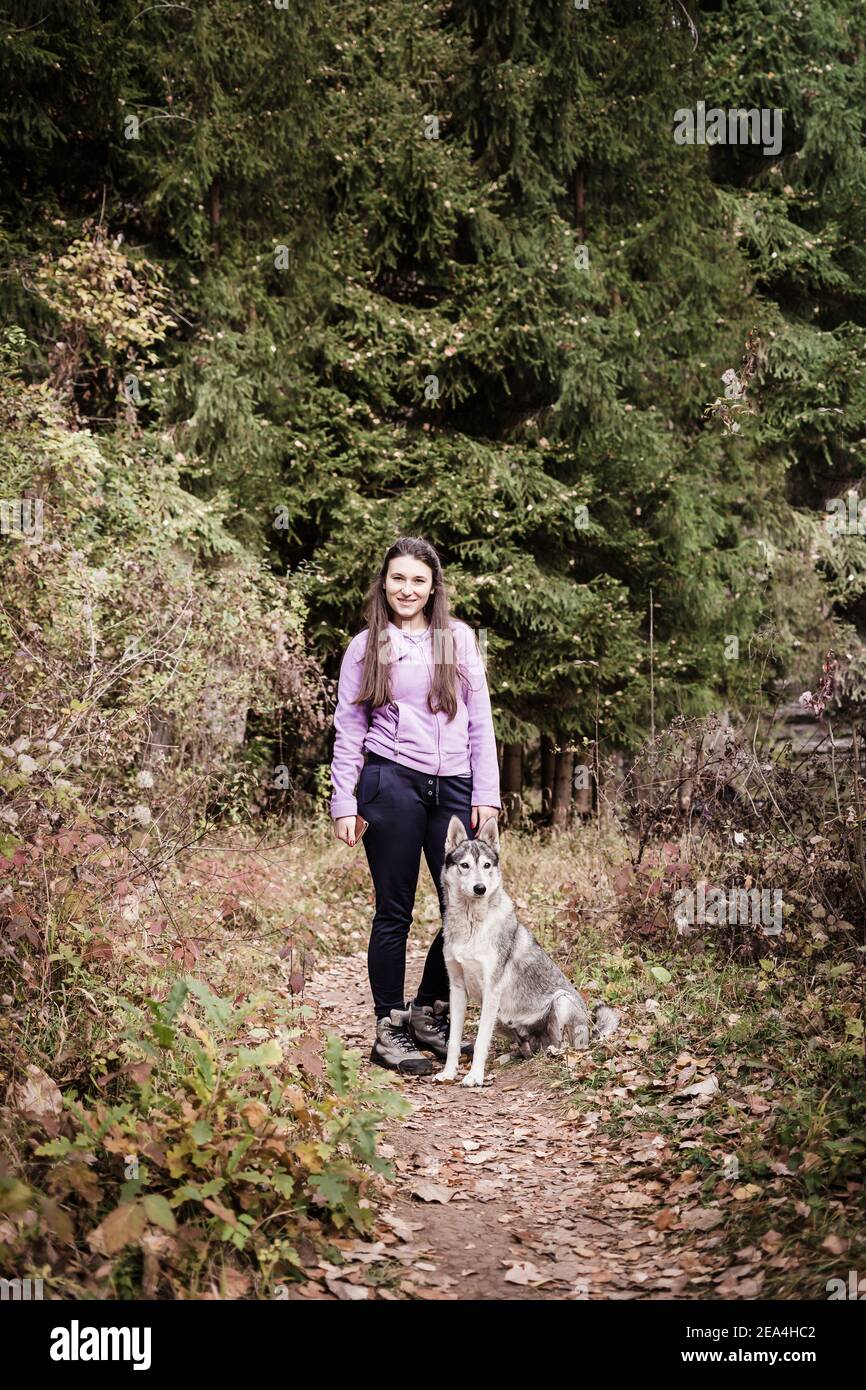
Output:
(296, 940), (735, 1301)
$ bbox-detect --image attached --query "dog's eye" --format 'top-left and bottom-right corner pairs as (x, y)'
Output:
(482, 861), (491, 868)
(459, 861), (470, 869)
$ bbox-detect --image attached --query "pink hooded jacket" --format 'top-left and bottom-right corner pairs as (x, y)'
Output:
(329, 619), (501, 819)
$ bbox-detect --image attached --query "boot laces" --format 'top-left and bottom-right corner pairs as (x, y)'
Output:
(430, 1011), (450, 1039)
(386, 1020), (421, 1053)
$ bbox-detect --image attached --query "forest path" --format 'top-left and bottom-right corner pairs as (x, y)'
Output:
(295, 940), (734, 1301)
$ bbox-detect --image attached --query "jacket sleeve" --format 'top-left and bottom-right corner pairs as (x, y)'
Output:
(329, 634), (371, 819)
(457, 625), (501, 808)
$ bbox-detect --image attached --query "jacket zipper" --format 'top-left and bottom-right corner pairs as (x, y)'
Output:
(420, 639), (440, 778)
(394, 628), (441, 785)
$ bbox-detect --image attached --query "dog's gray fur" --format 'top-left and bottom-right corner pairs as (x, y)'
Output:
(434, 815), (619, 1087)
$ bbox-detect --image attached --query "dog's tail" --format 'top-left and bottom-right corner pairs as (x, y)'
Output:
(591, 1004), (619, 1040)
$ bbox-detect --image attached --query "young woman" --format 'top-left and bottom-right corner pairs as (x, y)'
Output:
(330, 536), (501, 1075)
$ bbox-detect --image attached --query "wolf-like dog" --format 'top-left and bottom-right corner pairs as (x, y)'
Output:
(434, 815), (619, 1087)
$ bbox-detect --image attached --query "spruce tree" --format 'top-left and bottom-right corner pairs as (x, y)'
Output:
(278, 0), (773, 807)
(702, 0), (866, 705)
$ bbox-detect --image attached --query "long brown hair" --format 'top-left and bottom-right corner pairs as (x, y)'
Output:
(354, 537), (466, 719)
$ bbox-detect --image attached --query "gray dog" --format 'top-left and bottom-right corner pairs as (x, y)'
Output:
(434, 816), (619, 1087)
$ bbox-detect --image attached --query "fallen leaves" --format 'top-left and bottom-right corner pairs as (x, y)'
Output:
(821, 1233), (848, 1255)
(503, 1259), (550, 1286)
(9, 1064), (63, 1135)
(275, 911), (863, 1304)
(676, 1074), (720, 1102)
(679, 1207), (725, 1231)
(326, 1279), (369, 1300)
(379, 1211), (422, 1241)
(87, 1201), (147, 1255)
(607, 1189), (654, 1209)
(409, 1180), (453, 1204)
(732, 1184), (762, 1201)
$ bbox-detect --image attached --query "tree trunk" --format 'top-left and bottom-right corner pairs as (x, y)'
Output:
(574, 165), (585, 241)
(210, 179), (222, 257)
(573, 753), (593, 818)
(550, 738), (574, 831)
(145, 707), (174, 766)
(540, 734), (555, 819)
(501, 741), (523, 823)
(605, 747), (626, 818)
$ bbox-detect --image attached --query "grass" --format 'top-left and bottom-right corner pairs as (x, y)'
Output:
(499, 825), (866, 1300)
(3, 809), (863, 1299)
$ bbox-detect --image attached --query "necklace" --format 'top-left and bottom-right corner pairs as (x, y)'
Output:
(403, 627), (428, 644)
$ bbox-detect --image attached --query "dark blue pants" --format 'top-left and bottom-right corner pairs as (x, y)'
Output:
(356, 751), (474, 1019)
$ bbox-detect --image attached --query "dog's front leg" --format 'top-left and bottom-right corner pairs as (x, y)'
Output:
(433, 975), (467, 1083)
(462, 981), (502, 1086)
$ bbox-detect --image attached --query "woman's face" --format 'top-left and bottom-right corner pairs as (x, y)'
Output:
(383, 555), (434, 625)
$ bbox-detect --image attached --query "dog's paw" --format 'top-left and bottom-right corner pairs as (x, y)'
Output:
(434, 1070), (458, 1083)
(461, 1071), (485, 1087)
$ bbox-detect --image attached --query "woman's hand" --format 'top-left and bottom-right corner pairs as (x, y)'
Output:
(333, 816), (358, 846)
(471, 805), (499, 832)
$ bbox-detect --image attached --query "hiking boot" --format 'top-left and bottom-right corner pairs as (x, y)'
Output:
(409, 998), (474, 1061)
(370, 1006), (436, 1075)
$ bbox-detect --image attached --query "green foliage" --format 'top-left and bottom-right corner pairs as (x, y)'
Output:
(1, 974), (407, 1289)
(0, 341), (328, 826)
(702, 0), (866, 701)
(4, 0), (865, 743)
(270, 0), (837, 743)
(2, 4), (866, 1298)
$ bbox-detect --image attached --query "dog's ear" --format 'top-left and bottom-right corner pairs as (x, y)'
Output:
(445, 815), (468, 855)
(477, 813), (500, 852)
